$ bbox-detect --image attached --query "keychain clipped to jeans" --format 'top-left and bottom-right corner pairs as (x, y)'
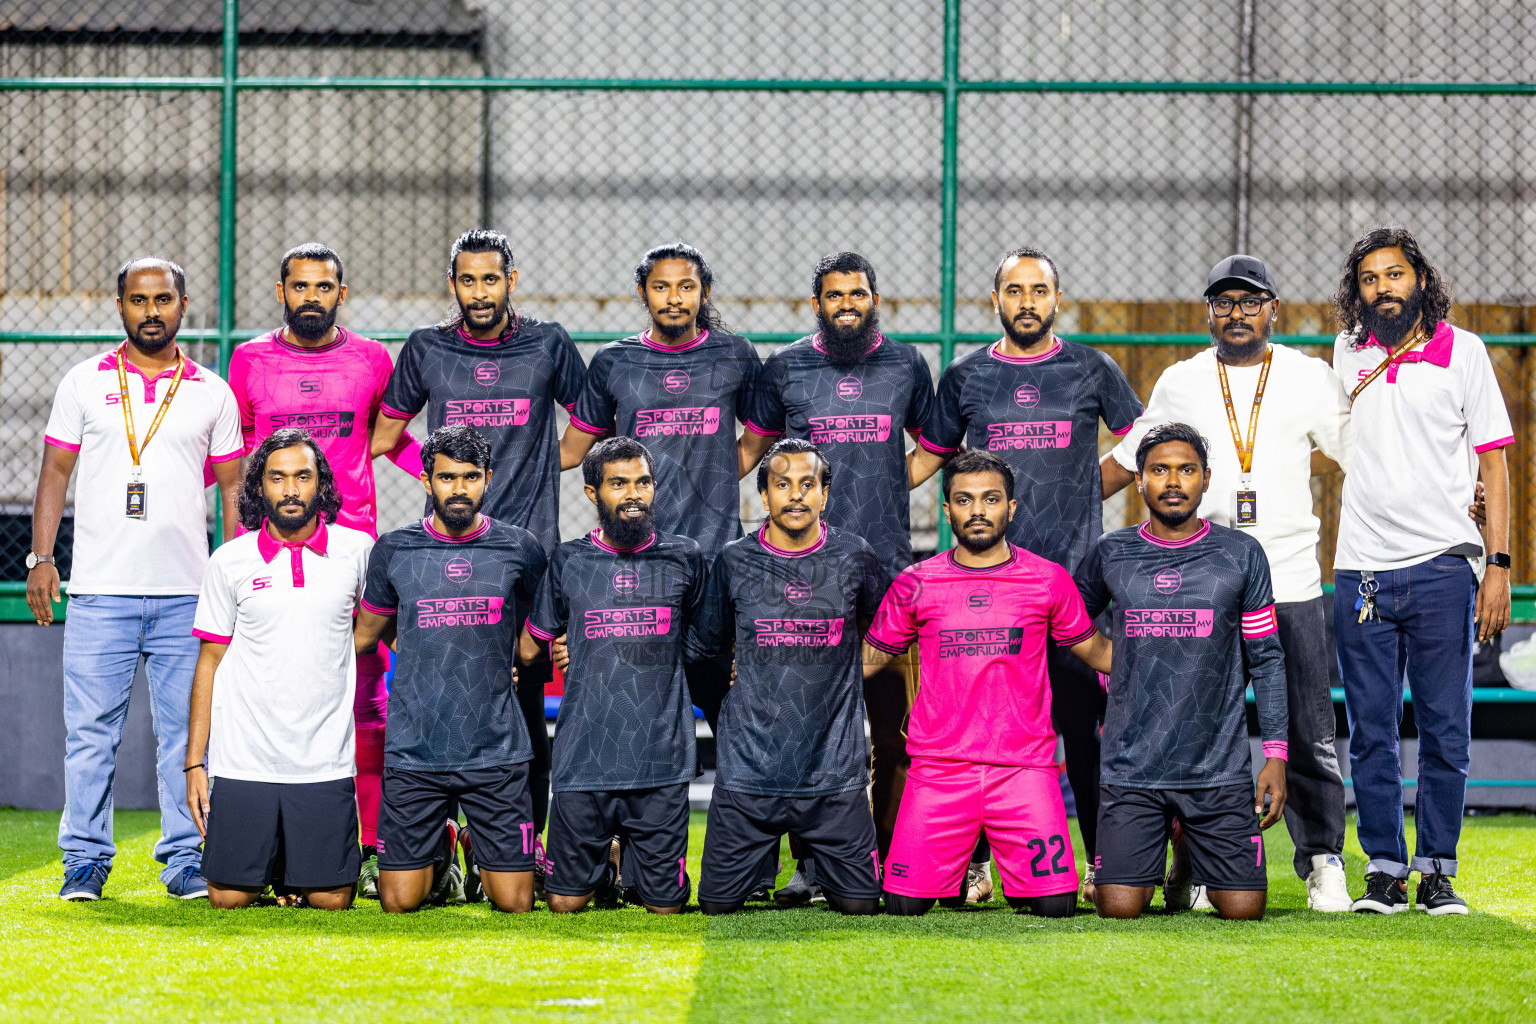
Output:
(1354, 571), (1379, 624)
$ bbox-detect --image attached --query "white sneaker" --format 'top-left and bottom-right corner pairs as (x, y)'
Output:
(1306, 854), (1353, 912)
(1190, 885), (1212, 911)
(966, 860), (994, 903)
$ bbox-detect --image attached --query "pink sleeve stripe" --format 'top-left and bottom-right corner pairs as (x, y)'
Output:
(1110, 421), (1135, 436)
(568, 414), (608, 436)
(526, 621), (558, 642)
(864, 631), (909, 656)
(916, 433), (958, 455)
(1054, 624), (1098, 648)
(43, 434), (81, 452)
(1097, 671), (1110, 693)
(1241, 605), (1279, 640)
(743, 420), (783, 437)
(192, 628), (232, 645)
(209, 448), (244, 464)
(1262, 740), (1289, 761)
(1474, 434), (1515, 453)
(378, 402), (416, 421)
(563, 402), (578, 413)
(358, 597), (397, 616)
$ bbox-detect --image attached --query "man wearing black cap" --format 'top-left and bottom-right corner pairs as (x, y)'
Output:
(1102, 255), (1355, 912)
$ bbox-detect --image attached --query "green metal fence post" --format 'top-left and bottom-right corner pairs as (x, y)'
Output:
(935, 0), (961, 553)
(213, 0), (239, 548)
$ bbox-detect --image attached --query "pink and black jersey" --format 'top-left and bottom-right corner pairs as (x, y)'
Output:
(922, 338), (1143, 573)
(381, 318), (585, 553)
(1074, 520), (1287, 789)
(866, 545), (1095, 768)
(746, 335), (935, 579)
(227, 328), (395, 536)
(570, 330), (761, 556)
(694, 524), (891, 797)
(361, 516), (546, 772)
(526, 530), (708, 793)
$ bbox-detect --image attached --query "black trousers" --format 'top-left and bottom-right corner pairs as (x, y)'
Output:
(1276, 597), (1347, 878)
(518, 658), (553, 834)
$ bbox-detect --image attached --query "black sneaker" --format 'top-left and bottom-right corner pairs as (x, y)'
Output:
(1415, 871), (1469, 916)
(460, 827), (485, 904)
(1351, 871), (1409, 914)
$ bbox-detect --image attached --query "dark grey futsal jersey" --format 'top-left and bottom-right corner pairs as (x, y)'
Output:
(361, 516), (546, 772)
(922, 338), (1143, 573)
(380, 317), (585, 554)
(746, 335), (935, 579)
(695, 524), (892, 797)
(526, 530), (708, 792)
(570, 330), (761, 557)
(1074, 520), (1287, 789)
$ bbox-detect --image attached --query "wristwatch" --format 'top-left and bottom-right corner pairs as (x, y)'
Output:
(1487, 552), (1512, 570)
(25, 552), (56, 570)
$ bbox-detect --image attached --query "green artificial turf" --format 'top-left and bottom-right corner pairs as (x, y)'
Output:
(1, 809), (1532, 1023)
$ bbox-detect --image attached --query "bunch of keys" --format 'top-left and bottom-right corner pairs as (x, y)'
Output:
(1354, 572), (1379, 624)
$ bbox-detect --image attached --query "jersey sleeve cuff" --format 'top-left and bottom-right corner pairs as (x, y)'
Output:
(1262, 740), (1289, 761)
(1241, 605), (1279, 640)
(864, 632), (909, 656)
(567, 414), (609, 436)
(916, 433), (958, 456)
(358, 597), (397, 616)
(526, 621), (559, 642)
(378, 402), (417, 421)
(1109, 420), (1136, 437)
(209, 448), (244, 464)
(192, 628), (232, 645)
(1054, 623), (1098, 648)
(1474, 434), (1515, 453)
(43, 434), (81, 452)
(743, 420), (784, 438)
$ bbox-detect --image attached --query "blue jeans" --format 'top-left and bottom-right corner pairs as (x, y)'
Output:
(59, 594), (203, 884)
(1333, 555), (1475, 878)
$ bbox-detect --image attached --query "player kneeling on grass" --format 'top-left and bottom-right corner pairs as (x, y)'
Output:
(863, 449), (1110, 918)
(520, 437), (708, 914)
(185, 429), (374, 910)
(1075, 423), (1287, 921)
(692, 439), (890, 916)
(353, 425), (548, 914)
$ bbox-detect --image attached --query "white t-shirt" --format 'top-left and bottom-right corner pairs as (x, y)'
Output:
(1333, 322), (1513, 572)
(44, 345), (243, 596)
(192, 520), (373, 783)
(1111, 344), (1352, 604)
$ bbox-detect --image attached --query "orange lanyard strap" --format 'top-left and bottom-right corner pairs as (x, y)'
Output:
(116, 344), (186, 469)
(1349, 329), (1425, 402)
(1217, 347), (1272, 476)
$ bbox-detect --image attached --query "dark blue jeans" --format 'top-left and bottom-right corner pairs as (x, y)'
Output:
(1333, 555), (1475, 878)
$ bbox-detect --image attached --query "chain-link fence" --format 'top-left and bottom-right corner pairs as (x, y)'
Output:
(2, 0), (1532, 592)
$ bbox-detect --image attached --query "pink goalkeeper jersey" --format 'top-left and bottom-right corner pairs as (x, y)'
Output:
(866, 545), (1097, 767)
(227, 328), (397, 537)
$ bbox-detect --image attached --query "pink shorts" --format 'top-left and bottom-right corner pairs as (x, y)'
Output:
(884, 757), (1079, 899)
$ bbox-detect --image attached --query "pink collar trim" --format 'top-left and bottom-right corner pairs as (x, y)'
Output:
(423, 515), (490, 543)
(456, 314), (521, 347)
(257, 518), (329, 562)
(1138, 519), (1210, 549)
(273, 325), (349, 354)
(947, 545), (1017, 572)
(757, 521), (828, 558)
(811, 331), (884, 358)
(989, 337), (1061, 364)
(589, 527), (656, 554)
(640, 328), (710, 352)
(99, 344), (203, 382)
(1365, 321), (1453, 363)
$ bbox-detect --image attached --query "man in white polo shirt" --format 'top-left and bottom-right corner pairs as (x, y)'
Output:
(184, 429), (373, 909)
(1103, 255), (1354, 911)
(28, 257), (244, 902)
(1329, 228), (1512, 916)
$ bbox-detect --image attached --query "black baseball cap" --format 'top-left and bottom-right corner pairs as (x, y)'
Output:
(1204, 254), (1276, 298)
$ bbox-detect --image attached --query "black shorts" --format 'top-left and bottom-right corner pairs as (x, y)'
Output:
(1095, 783), (1268, 891)
(699, 785), (881, 903)
(545, 783), (690, 907)
(378, 762), (535, 872)
(202, 776), (360, 890)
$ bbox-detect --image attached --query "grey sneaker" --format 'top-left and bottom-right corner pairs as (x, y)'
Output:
(166, 865), (209, 900)
(60, 863), (109, 901)
(774, 868), (822, 907)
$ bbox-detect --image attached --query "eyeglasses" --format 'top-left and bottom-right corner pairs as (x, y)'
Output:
(1209, 295), (1271, 316)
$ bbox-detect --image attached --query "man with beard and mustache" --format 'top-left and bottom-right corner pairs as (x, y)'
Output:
(744, 252), (933, 900)
(1075, 424), (1288, 921)
(34, 257), (244, 902)
(1102, 255), (1354, 912)
(692, 439), (890, 916)
(370, 229), (586, 882)
(517, 436), (708, 914)
(865, 450), (1111, 919)
(353, 425), (547, 914)
(184, 430), (373, 910)
(1328, 229), (1512, 916)
(910, 247), (1143, 903)
(224, 243), (424, 894)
